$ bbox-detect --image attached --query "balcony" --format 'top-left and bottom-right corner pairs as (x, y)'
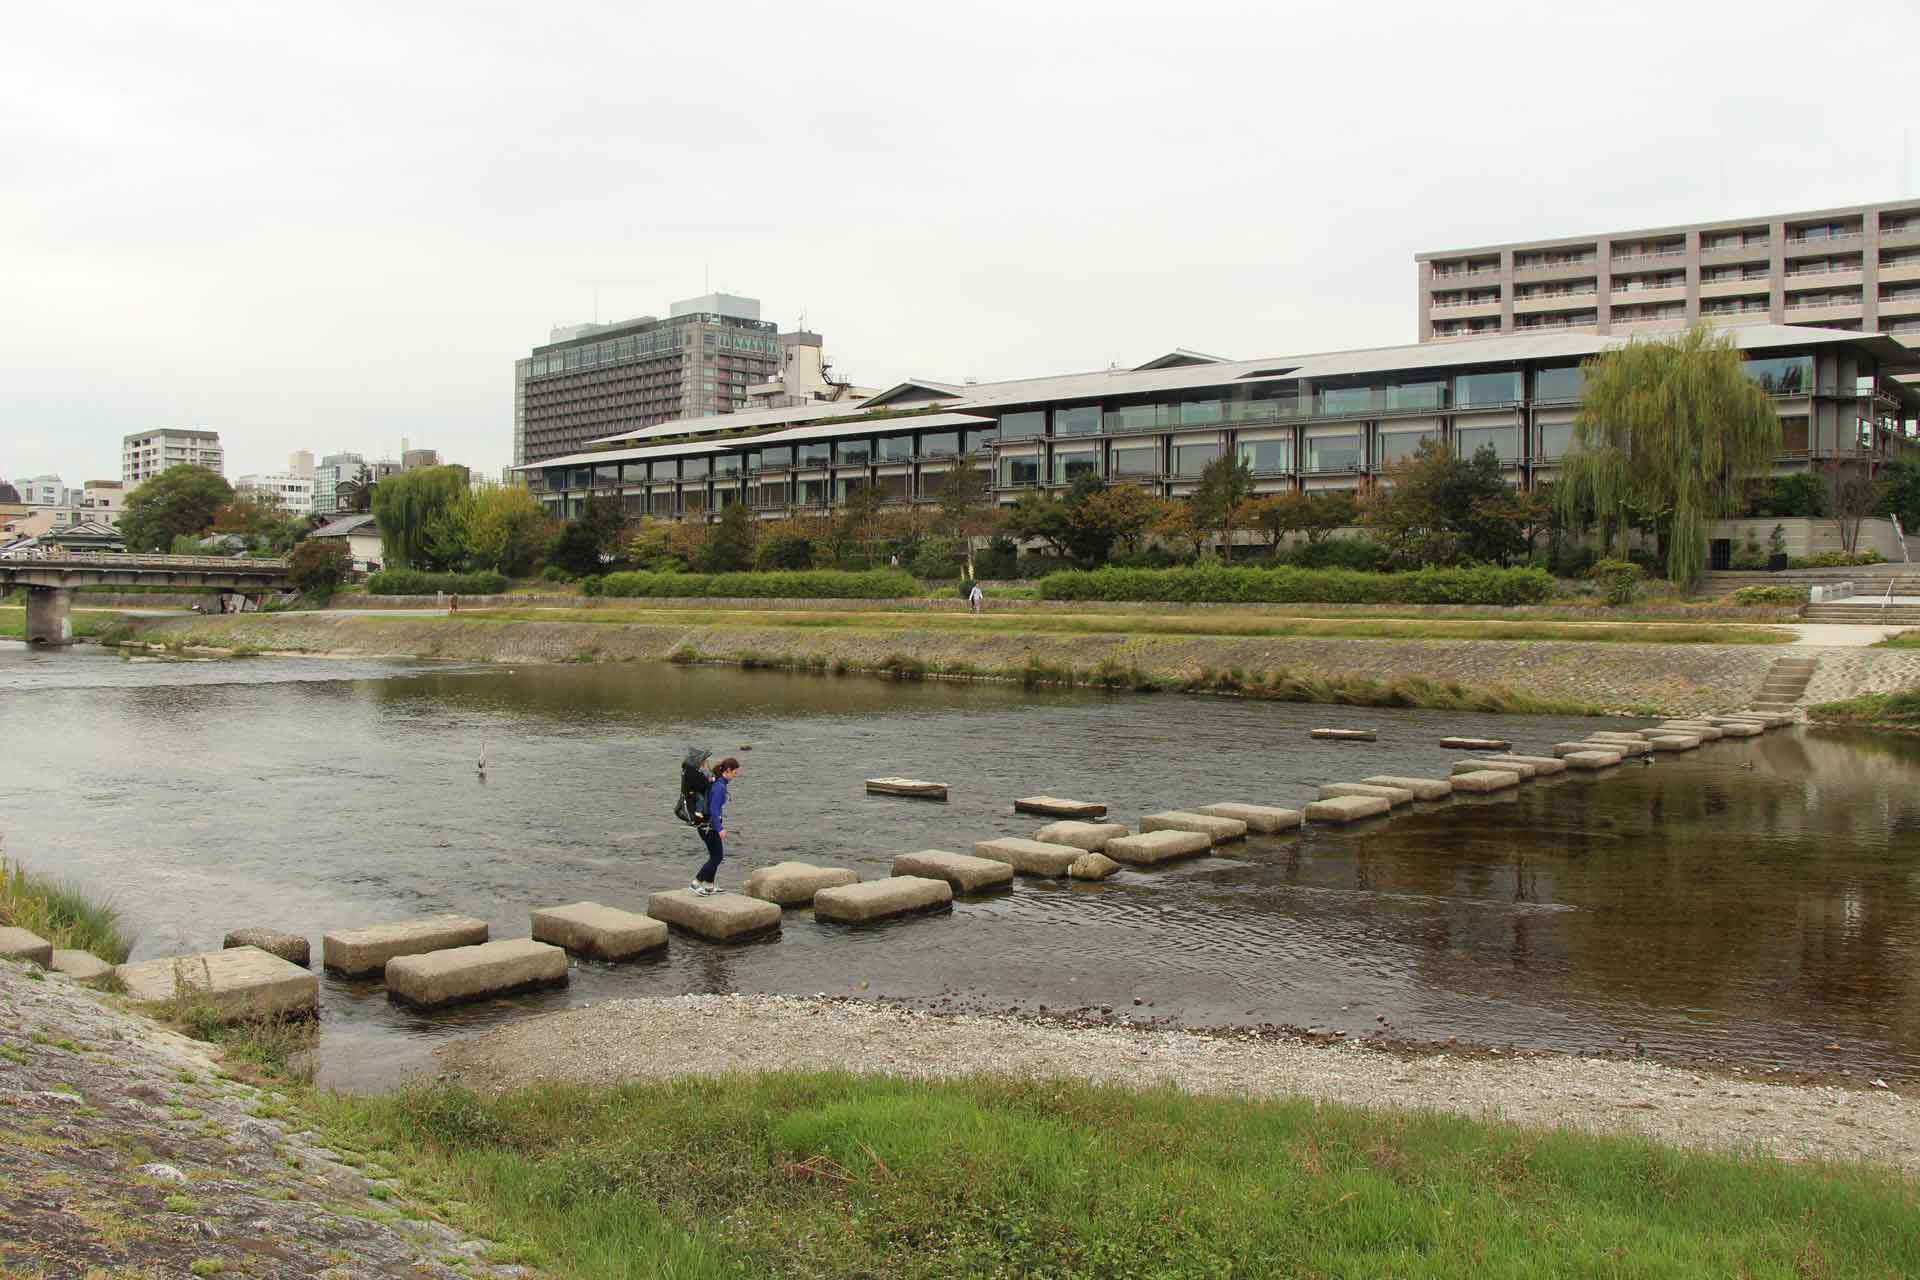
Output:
(1513, 289), (1597, 314)
(1608, 283), (1686, 306)
(1784, 232), (1863, 255)
(1879, 257), (1920, 284)
(1699, 276), (1773, 300)
(1511, 256), (1598, 281)
(1697, 238), (1770, 263)
(1877, 221), (1920, 248)
(1878, 291), (1920, 315)
(1783, 298), (1865, 323)
(1429, 264), (1502, 281)
(1784, 264), (1863, 288)
(1429, 296), (1503, 316)
(1609, 247), (1687, 267)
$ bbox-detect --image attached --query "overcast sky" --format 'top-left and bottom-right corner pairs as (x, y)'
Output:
(5, 0), (1917, 485)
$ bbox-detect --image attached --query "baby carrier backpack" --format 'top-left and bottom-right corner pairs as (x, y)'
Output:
(674, 747), (712, 826)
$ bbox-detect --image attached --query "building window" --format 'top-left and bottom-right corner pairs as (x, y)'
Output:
(1744, 356), (1811, 395)
(1177, 400), (1222, 425)
(1454, 371), (1522, 407)
(752, 479), (788, 508)
(1000, 411), (1045, 441)
(1376, 429), (1437, 466)
(1106, 403), (1167, 434)
(1535, 423), (1575, 461)
(648, 489), (675, 516)
(919, 469), (949, 498)
(797, 442), (832, 468)
(919, 431), (959, 459)
(835, 475), (869, 502)
(1779, 416), (1810, 452)
(1053, 448), (1100, 484)
(1173, 442), (1221, 477)
(713, 453), (741, 477)
(1237, 439), (1291, 474)
(1533, 366), (1585, 401)
(622, 461), (650, 483)
(964, 426), (997, 452)
(878, 473), (912, 503)
(999, 455), (1041, 487)
(1053, 405), (1101, 436)
(1112, 444), (1160, 476)
(1318, 386), (1374, 416)
(878, 435), (914, 462)
(681, 456), (711, 480)
(834, 439), (871, 466)
(1305, 434), (1363, 472)
(1455, 425), (1521, 462)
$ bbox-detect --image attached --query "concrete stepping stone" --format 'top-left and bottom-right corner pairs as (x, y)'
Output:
(1440, 736), (1511, 750)
(814, 876), (953, 923)
(322, 914), (488, 977)
(50, 949), (113, 980)
(1721, 711), (1792, 728)
(118, 947), (318, 1022)
(743, 861), (859, 907)
(1659, 722), (1723, 740)
(1013, 796), (1108, 819)
(1449, 769), (1520, 794)
(1069, 852), (1121, 880)
(1588, 738), (1651, 757)
(973, 837), (1085, 877)
(223, 927), (310, 967)
(1562, 750), (1623, 770)
(1317, 782), (1414, 806)
(1706, 720), (1764, 737)
(1195, 802), (1303, 833)
(0, 926), (53, 968)
(385, 938), (569, 1009)
(866, 777), (948, 800)
(892, 850), (1014, 893)
(1362, 775), (1453, 801)
(1303, 794), (1390, 823)
(1646, 734), (1701, 751)
(1555, 740), (1646, 758)
(1587, 731), (1652, 744)
(647, 890), (782, 942)
(1310, 728), (1376, 741)
(1454, 759), (1534, 779)
(1104, 829), (1213, 865)
(531, 901), (668, 960)
(1486, 754), (1566, 776)
(1140, 811), (1248, 844)
(1032, 820), (1129, 852)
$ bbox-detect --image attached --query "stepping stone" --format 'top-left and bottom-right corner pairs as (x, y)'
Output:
(1069, 852), (1121, 880)
(223, 928), (310, 967)
(0, 926), (53, 968)
(1706, 720), (1764, 737)
(1195, 802), (1303, 833)
(1449, 769), (1520, 794)
(866, 777), (948, 801)
(1310, 728), (1376, 741)
(814, 876), (953, 923)
(647, 890), (781, 942)
(1440, 737), (1510, 751)
(1562, 750), (1623, 770)
(1317, 782), (1414, 807)
(1362, 775), (1453, 801)
(1485, 754), (1566, 776)
(1013, 796), (1107, 819)
(743, 862), (859, 907)
(118, 947), (318, 1022)
(1139, 811), (1248, 844)
(1032, 820), (1129, 852)
(1304, 794), (1390, 823)
(1587, 731), (1652, 744)
(892, 850), (1014, 893)
(50, 949), (113, 980)
(1104, 829), (1213, 865)
(1454, 759), (1534, 779)
(531, 901), (667, 961)
(322, 914), (488, 978)
(385, 939), (569, 1009)
(1586, 738), (1651, 756)
(973, 837), (1084, 877)
(1646, 734), (1700, 751)
(1659, 722), (1724, 740)
(1554, 740), (1645, 758)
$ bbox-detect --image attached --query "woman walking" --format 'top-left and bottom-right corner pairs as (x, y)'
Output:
(689, 756), (741, 896)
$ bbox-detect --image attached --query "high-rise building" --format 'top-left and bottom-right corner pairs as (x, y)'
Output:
(288, 450), (315, 480)
(515, 293), (787, 466)
(18, 474), (69, 506)
(236, 473), (316, 515)
(312, 452), (365, 515)
(123, 429), (223, 486)
(743, 331), (877, 410)
(401, 448), (441, 470)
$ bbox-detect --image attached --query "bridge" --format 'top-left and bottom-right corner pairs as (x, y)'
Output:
(0, 552), (294, 646)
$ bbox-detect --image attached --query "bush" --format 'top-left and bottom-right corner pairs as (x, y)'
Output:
(1110, 548), (1182, 569)
(1037, 564), (1555, 606)
(755, 534), (815, 571)
(973, 536), (1019, 580)
(540, 564), (575, 583)
(591, 569), (920, 600)
(1016, 553), (1075, 578)
(366, 569), (508, 596)
(1281, 538), (1391, 572)
(286, 539), (351, 597)
(1729, 530), (1766, 571)
(908, 534), (966, 580)
(1788, 550), (1885, 568)
(1591, 558), (1642, 606)
(1730, 585), (1804, 606)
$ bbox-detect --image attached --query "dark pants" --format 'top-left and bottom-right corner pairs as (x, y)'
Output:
(695, 825), (724, 883)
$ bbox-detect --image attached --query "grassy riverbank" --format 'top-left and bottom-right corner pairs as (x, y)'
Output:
(1809, 687), (1920, 734)
(304, 1071), (1920, 1279)
(0, 606), (128, 639)
(0, 857), (135, 963)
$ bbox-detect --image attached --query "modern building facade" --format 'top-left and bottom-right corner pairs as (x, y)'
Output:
(312, 452), (365, 516)
(17, 474), (69, 506)
(521, 327), (1917, 530)
(743, 330), (877, 410)
(236, 473), (316, 515)
(123, 429), (223, 486)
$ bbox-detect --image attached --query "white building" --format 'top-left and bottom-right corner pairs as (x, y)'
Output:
(236, 473), (316, 515)
(312, 451), (366, 515)
(123, 429), (223, 486)
(80, 480), (125, 524)
(18, 474), (69, 506)
(743, 331), (877, 410)
(288, 450), (315, 479)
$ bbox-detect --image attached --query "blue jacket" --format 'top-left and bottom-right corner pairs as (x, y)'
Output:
(707, 776), (730, 831)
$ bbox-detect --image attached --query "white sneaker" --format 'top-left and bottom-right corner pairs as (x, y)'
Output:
(688, 880), (706, 895)
(693, 882), (717, 897)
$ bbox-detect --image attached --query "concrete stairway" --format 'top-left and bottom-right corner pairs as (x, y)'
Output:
(1803, 581), (1920, 624)
(1748, 655), (1820, 713)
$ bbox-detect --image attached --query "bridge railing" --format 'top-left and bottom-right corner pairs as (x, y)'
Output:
(6, 551), (292, 571)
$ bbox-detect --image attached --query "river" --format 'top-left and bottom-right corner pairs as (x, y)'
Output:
(3, 639), (1917, 1091)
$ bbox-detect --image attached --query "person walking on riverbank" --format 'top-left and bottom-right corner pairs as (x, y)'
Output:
(968, 583), (984, 614)
(689, 756), (740, 896)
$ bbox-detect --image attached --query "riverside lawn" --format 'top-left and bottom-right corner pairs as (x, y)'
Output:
(0, 606), (128, 640)
(306, 1071), (1920, 1280)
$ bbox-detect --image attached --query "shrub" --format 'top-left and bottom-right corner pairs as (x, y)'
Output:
(1591, 558), (1642, 606)
(1730, 585), (1804, 606)
(591, 569), (920, 600)
(908, 534), (966, 580)
(1282, 538), (1391, 572)
(539, 564), (575, 583)
(1788, 550), (1885, 568)
(1110, 548), (1181, 569)
(1730, 530), (1766, 571)
(974, 536), (1019, 579)
(1037, 564), (1555, 606)
(755, 534), (815, 571)
(286, 539), (351, 597)
(365, 569), (508, 596)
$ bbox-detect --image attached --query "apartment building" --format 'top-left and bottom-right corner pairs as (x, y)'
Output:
(236, 473), (316, 515)
(520, 327), (1916, 532)
(123, 428), (223, 486)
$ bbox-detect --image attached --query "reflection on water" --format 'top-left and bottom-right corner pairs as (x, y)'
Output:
(3, 640), (1917, 1090)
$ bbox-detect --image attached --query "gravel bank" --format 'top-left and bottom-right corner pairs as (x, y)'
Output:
(442, 993), (1920, 1172)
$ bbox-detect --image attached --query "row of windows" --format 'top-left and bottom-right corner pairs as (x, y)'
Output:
(527, 323), (779, 378)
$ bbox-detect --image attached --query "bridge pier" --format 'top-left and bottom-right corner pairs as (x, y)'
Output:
(24, 586), (75, 647)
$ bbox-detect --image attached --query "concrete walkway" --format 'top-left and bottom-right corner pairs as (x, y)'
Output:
(1784, 622), (1917, 647)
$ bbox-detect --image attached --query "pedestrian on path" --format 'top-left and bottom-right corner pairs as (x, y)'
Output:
(968, 582), (985, 614)
(689, 755), (741, 896)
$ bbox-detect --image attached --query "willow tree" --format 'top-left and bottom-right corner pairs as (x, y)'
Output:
(1555, 325), (1779, 589)
(371, 465), (472, 570)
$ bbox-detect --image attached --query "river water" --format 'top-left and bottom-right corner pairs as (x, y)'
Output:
(4, 640), (1918, 1091)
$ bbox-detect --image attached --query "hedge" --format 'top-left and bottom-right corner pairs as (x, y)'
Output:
(1037, 564), (1555, 606)
(365, 569), (509, 596)
(583, 569), (920, 599)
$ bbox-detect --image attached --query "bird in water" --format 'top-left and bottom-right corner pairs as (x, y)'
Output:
(477, 740), (488, 776)
(1639, 755), (1654, 767)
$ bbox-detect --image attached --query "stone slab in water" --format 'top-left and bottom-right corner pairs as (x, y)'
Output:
(1555, 740), (1647, 758)
(1449, 769), (1520, 794)
(1361, 775), (1454, 801)
(1440, 737), (1511, 751)
(1104, 829), (1213, 865)
(118, 946), (318, 1022)
(531, 901), (668, 960)
(1195, 802), (1303, 833)
(973, 837), (1084, 877)
(1591, 738), (1652, 757)
(1139, 810), (1248, 844)
(223, 927), (310, 967)
(1310, 728), (1376, 741)
(1013, 796), (1108, 819)
(50, 949), (113, 980)
(1069, 852), (1121, 880)
(647, 890), (782, 942)
(1454, 758), (1534, 779)
(1707, 720), (1764, 737)
(0, 926), (53, 968)
(1659, 722), (1724, 740)
(1646, 734), (1701, 751)
(1587, 731), (1652, 744)
(1562, 750), (1623, 770)
(1486, 754), (1566, 776)
(322, 914), (488, 977)
(814, 876), (953, 923)
(385, 938), (569, 1009)
(743, 861), (859, 907)
(892, 849), (1014, 893)
(1317, 781), (1414, 806)
(1303, 794), (1391, 823)
(1032, 820), (1130, 852)
(865, 777), (948, 801)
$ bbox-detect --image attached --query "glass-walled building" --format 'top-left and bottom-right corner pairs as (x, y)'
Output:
(521, 326), (1918, 520)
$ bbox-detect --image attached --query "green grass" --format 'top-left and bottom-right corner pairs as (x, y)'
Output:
(1875, 631), (1920, 649)
(0, 606), (129, 639)
(1808, 687), (1920, 733)
(144, 971), (316, 1083)
(0, 857), (135, 963)
(303, 1072), (1920, 1280)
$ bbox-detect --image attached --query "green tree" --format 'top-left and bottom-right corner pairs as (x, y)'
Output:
(287, 538), (351, 597)
(1367, 439), (1526, 567)
(1191, 453), (1254, 560)
(1299, 492), (1358, 543)
(701, 500), (757, 572)
(549, 493), (628, 576)
(1556, 324), (1779, 589)
(1875, 455), (1920, 534)
(1001, 490), (1071, 559)
(118, 465), (234, 552)
(936, 464), (991, 536)
(1075, 482), (1157, 559)
(463, 485), (550, 576)
(1748, 473), (1826, 519)
(371, 466), (472, 570)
